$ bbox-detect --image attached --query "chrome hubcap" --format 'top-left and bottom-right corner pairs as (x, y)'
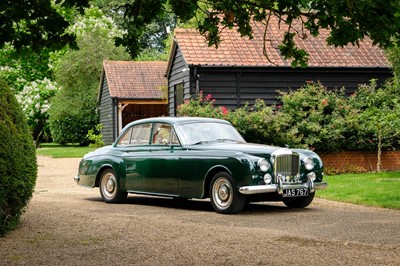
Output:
(102, 173), (117, 199)
(218, 185), (230, 201)
(213, 178), (233, 209)
(106, 178), (115, 193)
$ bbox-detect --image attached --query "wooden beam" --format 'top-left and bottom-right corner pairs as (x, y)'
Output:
(118, 100), (167, 105)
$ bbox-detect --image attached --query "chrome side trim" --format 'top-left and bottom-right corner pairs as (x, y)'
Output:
(239, 181), (328, 195)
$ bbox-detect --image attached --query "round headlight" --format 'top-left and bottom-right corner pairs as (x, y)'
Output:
(264, 174), (272, 184)
(258, 159), (270, 172)
(304, 157), (315, 171)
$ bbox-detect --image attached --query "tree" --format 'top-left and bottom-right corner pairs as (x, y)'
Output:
(0, 1), (90, 145)
(112, 0), (400, 67)
(93, 0), (176, 59)
(386, 39), (400, 78)
(0, 43), (63, 145)
(0, 78), (37, 236)
(49, 7), (129, 145)
(0, 0), (88, 52)
(347, 80), (400, 172)
(0, 45), (53, 93)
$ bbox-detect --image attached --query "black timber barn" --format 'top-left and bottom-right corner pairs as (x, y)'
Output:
(166, 18), (392, 116)
(98, 61), (168, 145)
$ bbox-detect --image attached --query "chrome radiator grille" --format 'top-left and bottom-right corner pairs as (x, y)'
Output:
(274, 153), (300, 182)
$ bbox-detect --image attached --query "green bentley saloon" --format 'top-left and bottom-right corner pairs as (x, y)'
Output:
(75, 117), (327, 214)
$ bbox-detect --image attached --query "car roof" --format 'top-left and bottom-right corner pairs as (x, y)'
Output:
(126, 116), (231, 127)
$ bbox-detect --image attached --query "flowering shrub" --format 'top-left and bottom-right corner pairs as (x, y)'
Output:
(277, 81), (350, 151)
(66, 7), (126, 40)
(177, 91), (227, 118)
(0, 44), (53, 93)
(16, 78), (59, 146)
(177, 93), (299, 146)
(227, 100), (301, 147)
(176, 80), (400, 157)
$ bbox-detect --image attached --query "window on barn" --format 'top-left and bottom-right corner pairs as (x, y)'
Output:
(174, 83), (184, 115)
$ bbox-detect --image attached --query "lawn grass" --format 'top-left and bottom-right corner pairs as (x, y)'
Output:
(318, 171), (400, 210)
(36, 143), (97, 158)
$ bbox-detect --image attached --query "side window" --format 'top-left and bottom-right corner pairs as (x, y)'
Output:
(152, 123), (180, 145)
(118, 123), (151, 145)
(118, 128), (132, 145)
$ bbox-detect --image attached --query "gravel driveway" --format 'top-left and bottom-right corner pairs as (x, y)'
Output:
(1, 156), (399, 265)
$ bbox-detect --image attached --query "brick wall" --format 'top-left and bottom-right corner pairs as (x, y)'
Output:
(320, 151), (400, 172)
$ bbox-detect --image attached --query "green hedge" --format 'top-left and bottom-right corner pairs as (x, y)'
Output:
(0, 79), (37, 236)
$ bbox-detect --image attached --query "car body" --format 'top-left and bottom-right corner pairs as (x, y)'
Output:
(75, 117), (327, 214)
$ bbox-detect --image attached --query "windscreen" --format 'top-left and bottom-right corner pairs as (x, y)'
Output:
(178, 122), (246, 145)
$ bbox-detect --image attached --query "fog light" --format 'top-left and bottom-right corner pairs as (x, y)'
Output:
(264, 174), (272, 184)
(307, 172), (316, 181)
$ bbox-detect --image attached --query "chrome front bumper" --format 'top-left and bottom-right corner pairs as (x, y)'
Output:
(238, 179), (328, 195)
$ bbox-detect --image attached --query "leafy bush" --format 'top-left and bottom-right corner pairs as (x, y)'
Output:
(177, 92), (297, 146)
(277, 81), (350, 151)
(49, 106), (98, 146)
(0, 79), (37, 236)
(227, 100), (301, 147)
(177, 91), (226, 118)
(177, 79), (400, 157)
(87, 124), (104, 148)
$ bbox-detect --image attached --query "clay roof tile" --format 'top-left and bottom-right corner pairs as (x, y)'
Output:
(174, 16), (389, 68)
(103, 61), (167, 99)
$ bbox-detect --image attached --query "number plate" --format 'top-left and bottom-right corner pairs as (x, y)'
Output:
(282, 188), (309, 197)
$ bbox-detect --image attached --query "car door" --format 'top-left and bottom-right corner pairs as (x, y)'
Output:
(119, 122), (179, 195)
(117, 123), (153, 191)
(144, 123), (179, 195)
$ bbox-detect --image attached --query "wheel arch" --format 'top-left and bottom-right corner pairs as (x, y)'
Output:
(202, 165), (233, 198)
(95, 164), (114, 187)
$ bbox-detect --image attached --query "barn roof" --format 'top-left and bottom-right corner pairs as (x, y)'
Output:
(102, 61), (167, 99)
(171, 16), (389, 68)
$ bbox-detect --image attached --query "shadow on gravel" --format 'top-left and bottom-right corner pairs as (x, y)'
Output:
(84, 195), (315, 214)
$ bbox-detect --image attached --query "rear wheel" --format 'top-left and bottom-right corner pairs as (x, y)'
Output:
(209, 172), (246, 214)
(99, 169), (127, 203)
(283, 193), (315, 208)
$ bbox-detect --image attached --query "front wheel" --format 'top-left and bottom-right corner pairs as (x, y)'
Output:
(99, 169), (127, 203)
(209, 172), (246, 214)
(282, 192), (315, 208)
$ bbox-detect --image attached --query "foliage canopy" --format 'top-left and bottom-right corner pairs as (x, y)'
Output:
(49, 6), (129, 145)
(0, 0), (88, 52)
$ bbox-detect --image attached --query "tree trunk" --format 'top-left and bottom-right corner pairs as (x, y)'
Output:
(35, 129), (43, 149)
(377, 133), (383, 172)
